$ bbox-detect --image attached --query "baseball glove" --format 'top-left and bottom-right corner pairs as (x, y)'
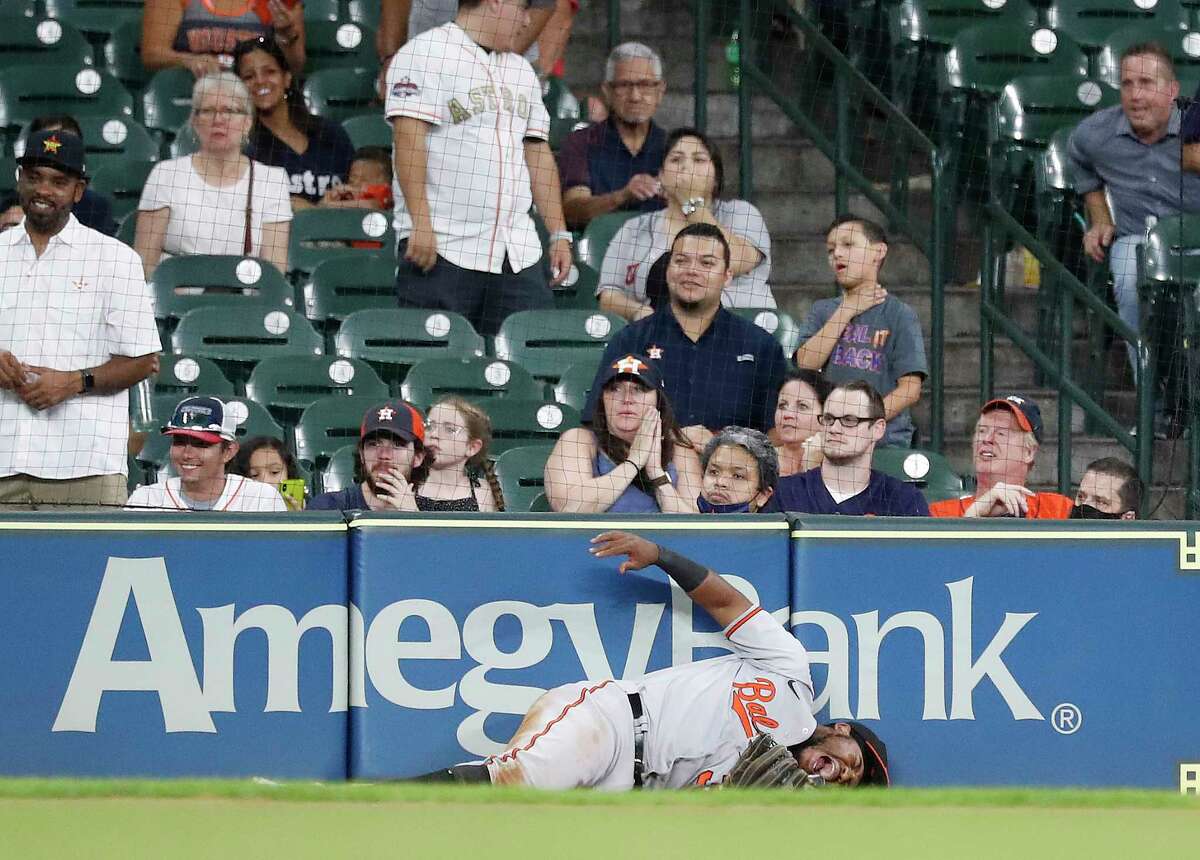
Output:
(722, 733), (822, 789)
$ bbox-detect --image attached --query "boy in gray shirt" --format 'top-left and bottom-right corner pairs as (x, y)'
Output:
(794, 216), (926, 447)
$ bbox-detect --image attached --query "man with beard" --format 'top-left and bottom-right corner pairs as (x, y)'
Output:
(764, 381), (929, 516)
(307, 399), (428, 511)
(1073, 457), (1142, 520)
(414, 530), (891, 790)
(0, 129), (160, 510)
(584, 223), (787, 438)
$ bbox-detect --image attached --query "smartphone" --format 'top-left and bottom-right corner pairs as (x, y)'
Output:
(279, 478), (306, 509)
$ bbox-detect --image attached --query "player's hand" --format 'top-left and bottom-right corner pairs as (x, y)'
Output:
(405, 225), (439, 273)
(17, 366), (80, 411)
(966, 482), (1035, 518)
(0, 350), (24, 391)
(548, 240), (572, 286)
(838, 284), (887, 318)
(374, 468), (418, 511)
(623, 173), (661, 203)
(182, 53), (222, 78)
(1083, 223), (1115, 263)
(589, 531), (660, 573)
(627, 409), (658, 471)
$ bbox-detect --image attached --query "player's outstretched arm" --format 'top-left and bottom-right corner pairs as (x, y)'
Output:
(590, 532), (752, 629)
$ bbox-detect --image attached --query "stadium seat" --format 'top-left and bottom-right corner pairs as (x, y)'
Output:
(480, 398), (581, 455)
(334, 308), (485, 386)
(168, 122), (201, 158)
(576, 211), (639, 271)
(303, 21), (377, 73)
(303, 67), (378, 122)
(1095, 25), (1200, 86)
(493, 309), (626, 383)
(137, 394), (286, 473)
(141, 67), (193, 144)
(288, 208), (396, 276)
(16, 114), (157, 177)
(129, 354), (236, 431)
(101, 19), (147, 90)
(493, 444), (555, 512)
(1045, 0), (1190, 53)
(400, 357), (543, 411)
(0, 65), (133, 143)
(871, 447), (964, 503)
(150, 255), (296, 334)
(0, 155), (15, 198)
(552, 360), (601, 411)
(302, 0), (344, 23)
(303, 254), (397, 332)
(170, 307), (324, 384)
(342, 113), (391, 150)
(345, 0), (381, 28)
(0, 15), (94, 71)
(115, 211), (137, 247)
(1139, 215), (1200, 292)
(43, 0), (144, 45)
(294, 393), (385, 468)
(319, 442), (358, 493)
(729, 307), (803, 358)
(246, 355), (389, 424)
(89, 160), (155, 222)
(552, 260), (601, 310)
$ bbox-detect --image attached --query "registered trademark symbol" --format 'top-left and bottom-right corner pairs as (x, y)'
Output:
(1051, 703), (1082, 735)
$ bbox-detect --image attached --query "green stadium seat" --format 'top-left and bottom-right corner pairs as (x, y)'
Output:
(303, 21), (377, 74)
(549, 117), (588, 152)
(542, 75), (581, 120)
(303, 67), (378, 122)
(89, 160), (155, 222)
(1045, 0), (1190, 52)
(169, 122), (201, 158)
(400, 357), (543, 411)
(141, 67), (193, 144)
(480, 398), (581, 455)
(0, 15), (94, 71)
(0, 65), (133, 142)
(319, 442), (358, 493)
(493, 444), (555, 512)
(17, 114), (156, 178)
(529, 491), (551, 512)
(43, 0), (144, 45)
(1096, 24), (1200, 86)
(871, 447), (964, 503)
(552, 260), (601, 310)
(1139, 215), (1200, 292)
(101, 19), (147, 90)
(246, 355), (389, 424)
(334, 308), (485, 386)
(576, 211), (639, 271)
(552, 360), (601, 411)
(303, 254), (397, 331)
(129, 354), (236, 431)
(115, 211), (137, 247)
(346, 0), (381, 28)
(0, 155), (15, 198)
(170, 307), (324, 384)
(493, 309), (626, 383)
(294, 393), (385, 468)
(288, 207), (396, 276)
(342, 113), (391, 150)
(137, 394), (286, 472)
(303, 0), (344, 23)
(150, 255), (296, 333)
(729, 307), (803, 358)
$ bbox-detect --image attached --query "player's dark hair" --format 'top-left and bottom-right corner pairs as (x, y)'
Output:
(419, 396), (506, 511)
(1119, 41), (1176, 81)
(1084, 457), (1143, 514)
(671, 222), (731, 270)
(780, 367), (833, 409)
(229, 435), (301, 479)
(352, 146), (393, 183)
(592, 377), (691, 491)
(232, 36), (322, 143)
(830, 379), (886, 422)
(30, 114), (84, 140)
(663, 126), (724, 200)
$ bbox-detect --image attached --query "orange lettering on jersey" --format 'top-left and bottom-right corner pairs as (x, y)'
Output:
(695, 770), (715, 786)
(730, 677), (780, 738)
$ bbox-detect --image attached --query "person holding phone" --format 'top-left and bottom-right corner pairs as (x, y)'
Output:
(231, 435), (305, 510)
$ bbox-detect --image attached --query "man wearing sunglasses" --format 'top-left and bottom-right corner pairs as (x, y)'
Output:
(764, 380), (929, 516)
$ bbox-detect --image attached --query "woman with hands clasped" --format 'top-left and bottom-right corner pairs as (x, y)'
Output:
(544, 353), (701, 513)
(596, 127), (773, 322)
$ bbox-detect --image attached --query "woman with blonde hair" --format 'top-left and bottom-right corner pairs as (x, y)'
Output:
(414, 396), (505, 512)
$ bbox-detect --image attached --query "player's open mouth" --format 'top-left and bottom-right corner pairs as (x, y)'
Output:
(810, 755), (837, 779)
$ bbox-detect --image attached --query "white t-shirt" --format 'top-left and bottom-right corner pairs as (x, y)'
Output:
(126, 474), (288, 511)
(0, 216), (161, 480)
(629, 605), (816, 789)
(137, 156), (293, 262)
(384, 23), (550, 273)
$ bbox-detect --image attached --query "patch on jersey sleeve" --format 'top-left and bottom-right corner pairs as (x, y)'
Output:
(391, 77), (420, 98)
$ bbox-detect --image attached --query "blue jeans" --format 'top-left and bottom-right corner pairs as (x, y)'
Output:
(1109, 233), (1143, 378)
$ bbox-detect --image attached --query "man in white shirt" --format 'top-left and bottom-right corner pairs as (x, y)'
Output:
(126, 396), (287, 512)
(0, 130), (160, 510)
(385, 0), (573, 336)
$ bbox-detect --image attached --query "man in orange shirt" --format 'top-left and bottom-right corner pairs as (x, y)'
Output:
(930, 395), (1073, 519)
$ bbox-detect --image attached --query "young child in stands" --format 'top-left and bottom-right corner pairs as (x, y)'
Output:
(232, 435), (305, 511)
(321, 146), (393, 211)
(414, 396), (505, 511)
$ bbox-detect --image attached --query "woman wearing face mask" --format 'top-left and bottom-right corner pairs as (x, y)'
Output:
(231, 435), (303, 510)
(698, 426), (778, 514)
(414, 396), (505, 512)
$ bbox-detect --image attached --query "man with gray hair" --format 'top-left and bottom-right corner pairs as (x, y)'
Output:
(558, 41), (667, 229)
(698, 426), (778, 513)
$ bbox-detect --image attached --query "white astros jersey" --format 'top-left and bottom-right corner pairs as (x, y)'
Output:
(633, 605), (817, 788)
(126, 475), (287, 512)
(384, 22), (550, 274)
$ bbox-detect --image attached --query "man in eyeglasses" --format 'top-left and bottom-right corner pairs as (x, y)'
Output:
(764, 380), (929, 516)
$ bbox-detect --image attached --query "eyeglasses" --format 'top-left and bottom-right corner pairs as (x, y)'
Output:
(426, 421), (467, 438)
(608, 79), (663, 94)
(817, 413), (879, 428)
(194, 107), (250, 120)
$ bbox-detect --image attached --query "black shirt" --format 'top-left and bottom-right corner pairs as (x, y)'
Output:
(307, 484), (368, 511)
(245, 116), (356, 204)
(556, 118), (666, 215)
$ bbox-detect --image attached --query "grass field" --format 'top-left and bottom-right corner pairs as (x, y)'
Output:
(0, 780), (1197, 859)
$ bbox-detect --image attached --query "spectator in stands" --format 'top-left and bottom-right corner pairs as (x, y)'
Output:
(135, 72), (293, 280)
(597, 127), (774, 320)
(537, 0), (580, 78)
(308, 399), (429, 512)
(377, 0), (557, 65)
(765, 381), (929, 516)
(0, 194), (22, 233)
(559, 42), (667, 230)
(774, 368), (831, 477)
(126, 397), (286, 512)
(697, 426), (777, 514)
(413, 396), (504, 511)
(794, 215), (926, 448)
(585, 224), (788, 437)
(234, 36), (355, 210)
(320, 147), (394, 210)
(143, 0), (305, 78)
(545, 353), (701, 513)
(27, 116), (117, 237)
(930, 395), (1072, 519)
(231, 435), (304, 511)
(1071, 42), (1200, 385)
(0, 130), (160, 510)
(1073, 457), (1142, 520)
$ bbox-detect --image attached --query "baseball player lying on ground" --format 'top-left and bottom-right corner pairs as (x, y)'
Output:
(414, 531), (890, 790)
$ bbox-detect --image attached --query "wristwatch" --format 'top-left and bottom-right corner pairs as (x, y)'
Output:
(79, 369), (95, 394)
(548, 230), (574, 246)
(648, 474), (672, 488)
(681, 197), (706, 217)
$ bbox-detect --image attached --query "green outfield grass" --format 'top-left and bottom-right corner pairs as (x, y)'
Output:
(1, 780), (1197, 859)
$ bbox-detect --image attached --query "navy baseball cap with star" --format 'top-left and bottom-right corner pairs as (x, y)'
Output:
(360, 399), (425, 445)
(595, 353), (665, 392)
(17, 129), (86, 179)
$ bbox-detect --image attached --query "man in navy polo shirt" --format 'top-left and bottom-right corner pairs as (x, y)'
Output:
(584, 223), (787, 436)
(765, 380), (929, 516)
(558, 42), (667, 230)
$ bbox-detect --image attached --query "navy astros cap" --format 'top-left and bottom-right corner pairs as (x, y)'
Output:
(163, 396), (238, 444)
(18, 129), (86, 179)
(982, 394), (1043, 444)
(596, 353), (665, 392)
(361, 399), (425, 445)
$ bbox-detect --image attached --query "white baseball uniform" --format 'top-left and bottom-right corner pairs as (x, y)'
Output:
(384, 22), (550, 274)
(485, 604), (817, 790)
(126, 475), (287, 512)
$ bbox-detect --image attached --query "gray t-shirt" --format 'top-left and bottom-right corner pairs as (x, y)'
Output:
(596, 200), (774, 309)
(796, 291), (927, 446)
(408, 0), (555, 65)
